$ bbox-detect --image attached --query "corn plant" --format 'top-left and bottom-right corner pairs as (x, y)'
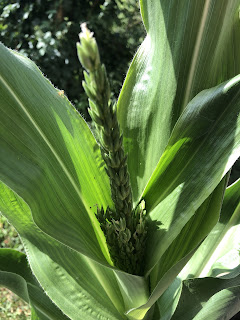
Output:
(1, 1), (240, 319)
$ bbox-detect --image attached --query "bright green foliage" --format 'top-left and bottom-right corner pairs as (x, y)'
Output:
(1, 1), (240, 320)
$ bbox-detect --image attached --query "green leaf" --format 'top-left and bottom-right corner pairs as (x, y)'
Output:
(126, 252), (192, 320)
(117, 0), (240, 204)
(151, 278), (182, 320)
(143, 77), (240, 273)
(0, 249), (69, 320)
(172, 276), (240, 320)
(192, 287), (240, 320)
(31, 307), (51, 320)
(180, 178), (240, 280)
(127, 176), (226, 319)
(150, 175), (228, 284)
(0, 181), (149, 320)
(129, 175), (228, 319)
(0, 43), (114, 265)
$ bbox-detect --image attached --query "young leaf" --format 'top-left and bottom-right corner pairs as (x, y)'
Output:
(151, 278), (182, 320)
(150, 175), (229, 285)
(128, 177), (228, 318)
(126, 251), (193, 319)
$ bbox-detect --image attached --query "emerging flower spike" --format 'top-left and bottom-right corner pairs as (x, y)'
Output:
(77, 24), (148, 275)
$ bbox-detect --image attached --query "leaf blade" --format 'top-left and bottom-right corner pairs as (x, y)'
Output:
(173, 277), (240, 320)
(180, 178), (240, 279)
(0, 181), (149, 320)
(118, 0), (240, 204)
(0, 43), (113, 265)
(143, 77), (240, 272)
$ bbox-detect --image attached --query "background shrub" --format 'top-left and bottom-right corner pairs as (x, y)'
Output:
(0, 0), (145, 119)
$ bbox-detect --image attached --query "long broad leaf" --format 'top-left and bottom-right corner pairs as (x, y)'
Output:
(143, 76), (240, 272)
(117, 0), (240, 204)
(0, 249), (69, 320)
(127, 176), (227, 319)
(150, 175), (228, 285)
(0, 181), (149, 320)
(0, 43), (113, 265)
(128, 176), (228, 319)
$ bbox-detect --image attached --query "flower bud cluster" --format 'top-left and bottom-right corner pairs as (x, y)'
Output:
(96, 201), (147, 275)
(77, 24), (147, 275)
(77, 23), (100, 72)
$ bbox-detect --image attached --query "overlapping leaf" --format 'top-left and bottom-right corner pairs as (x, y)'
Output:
(0, 181), (149, 320)
(126, 253), (191, 320)
(127, 175), (229, 318)
(172, 276), (240, 319)
(151, 174), (240, 319)
(0, 43), (114, 265)
(117, 0), (240, 205)
(149, 176), (228, 282)
(151, 279), (182, 320)
(143, 77), (240, 272)
(180, 178), (240, 280)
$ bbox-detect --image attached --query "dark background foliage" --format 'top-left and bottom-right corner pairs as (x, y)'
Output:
(0, 0), (145, 119)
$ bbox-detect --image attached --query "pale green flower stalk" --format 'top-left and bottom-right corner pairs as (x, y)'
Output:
(77, 23), (147, 275)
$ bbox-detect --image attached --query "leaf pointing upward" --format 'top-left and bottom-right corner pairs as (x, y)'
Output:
(0, 44), (113, 266)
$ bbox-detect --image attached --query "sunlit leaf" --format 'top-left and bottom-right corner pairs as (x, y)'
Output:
(0, 43), (114, 265)
(118, 0), (240, 205)
(180, 178), (240, 279)
(0, 181), (149, 320)
(143, 77), (240, 272)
